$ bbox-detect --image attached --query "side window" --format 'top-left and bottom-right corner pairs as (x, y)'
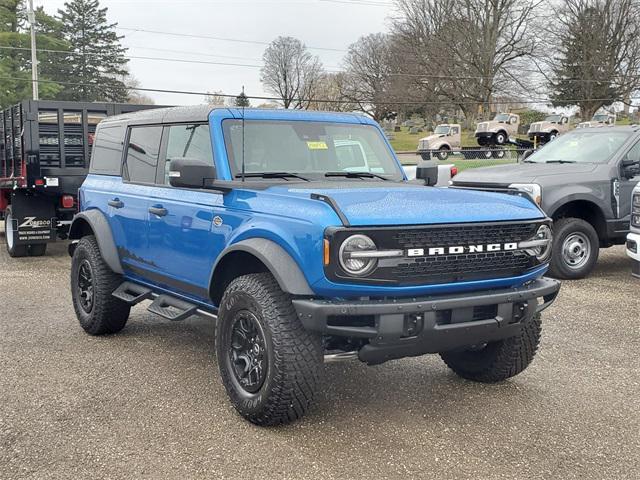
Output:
(451, 127), (459, 135)
(89, 124), (125, 176)
(162, 124), (213, 185)
(626, 141), (640, 163)
(124, 126), (162, 184)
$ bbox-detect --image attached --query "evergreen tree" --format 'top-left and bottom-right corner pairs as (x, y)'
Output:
(56, 0), (129, 102)
(0, 1), (65, 107)
(235, 90), (250, 107)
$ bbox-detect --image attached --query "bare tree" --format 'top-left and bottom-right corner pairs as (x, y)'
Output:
(307, 72), (355, 111)
(392, 0), (540, 120)
(124, 75), (155, 105)
(260, 36), (323, 109)
(204, 90), (229, 107)
(340, 33), (396, 121)
(548, 0), (640, 119)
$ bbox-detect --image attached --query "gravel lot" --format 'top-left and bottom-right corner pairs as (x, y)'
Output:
(1, 229), (638, 480)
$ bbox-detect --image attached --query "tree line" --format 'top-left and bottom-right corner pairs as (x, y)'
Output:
(260, 0), (640, 122)
(0, 0), (139, 108)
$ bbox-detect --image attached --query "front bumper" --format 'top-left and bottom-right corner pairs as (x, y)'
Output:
(475, 132), (495, 145)
(293, 277), (560, 364)
(627, 232), (640, 278)
(528, 132), (550, 141)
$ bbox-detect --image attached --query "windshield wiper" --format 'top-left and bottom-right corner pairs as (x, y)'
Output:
(324, 171), (389, 181)
(544, 160), (577, 164)
(235, 172), (309, 181)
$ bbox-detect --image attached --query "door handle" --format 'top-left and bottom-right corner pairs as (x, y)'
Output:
(149, 206), (168, 217)
(108, 198), (124, 209)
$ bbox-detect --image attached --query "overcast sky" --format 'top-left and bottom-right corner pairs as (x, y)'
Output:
(36, 0), (395, 105)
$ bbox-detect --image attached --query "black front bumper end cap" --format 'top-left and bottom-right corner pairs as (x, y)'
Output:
(632, 260), (640, 278)
(292, 277), (560, 365)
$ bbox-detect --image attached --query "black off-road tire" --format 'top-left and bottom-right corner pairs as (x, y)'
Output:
(440, 313), (542, 383)
(4, 207), (28, 258)
(548, 217), (599, 280)
(71, 235), (130, 335)
(216, 272), (323, 426)
(28, 243), (47, 256)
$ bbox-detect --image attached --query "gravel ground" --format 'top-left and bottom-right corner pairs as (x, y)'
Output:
(1, 230), (639, 479)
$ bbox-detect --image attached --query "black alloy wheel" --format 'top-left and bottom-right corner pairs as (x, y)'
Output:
(228, 310), (268, 394)
(77, 259), (95, 313)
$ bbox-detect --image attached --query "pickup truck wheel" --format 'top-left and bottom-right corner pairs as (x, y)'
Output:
(437, 147), (449, 160)
(4, 207), (28, 257)
(495, 131), (507, 145)
(440, 313), (542, 383)
(549, 218), (599, 279)
(216, 272), (323, 426)
(71, 235), (130, 335)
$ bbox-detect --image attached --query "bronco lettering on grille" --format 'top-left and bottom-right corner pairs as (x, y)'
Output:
(407, 243), (518, 257)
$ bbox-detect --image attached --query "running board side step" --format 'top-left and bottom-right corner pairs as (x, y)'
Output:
(147, 294), (198, 321)
(112, 282), (152, 305)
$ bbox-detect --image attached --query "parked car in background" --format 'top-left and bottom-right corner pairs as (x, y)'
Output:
(475, 113), (520, 146)
(67, 106), (559, 425)
(626, 184), (640, 278)
(452, 126), (640, 279)
(578, 113), (616, 128)
(528, 114), (571, 144)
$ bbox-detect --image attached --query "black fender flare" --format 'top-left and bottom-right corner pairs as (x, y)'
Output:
(211, 238), (314, 296)
(68, 210), (123, 274)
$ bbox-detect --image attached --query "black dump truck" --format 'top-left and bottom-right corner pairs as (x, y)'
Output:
(1, 100), (158, 257)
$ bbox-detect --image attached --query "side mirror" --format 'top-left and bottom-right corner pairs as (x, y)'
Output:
(169, 157), (217, 188)
(416, 160), (439, 186)
(622, 157), (640, 178)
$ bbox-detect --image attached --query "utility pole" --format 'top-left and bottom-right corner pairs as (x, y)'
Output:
(28, 0), (39, 100)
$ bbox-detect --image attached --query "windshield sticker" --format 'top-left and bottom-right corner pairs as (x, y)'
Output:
(307, 141), (328, 150)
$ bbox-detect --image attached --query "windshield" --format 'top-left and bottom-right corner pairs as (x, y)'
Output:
(434, 125), (450, 135)
(525, 130), (631, 164)
(494, 114), (510, 122)
(592, 114), (610, 122)
(222, 120), (403, 180)
(545, 115), (562, 123)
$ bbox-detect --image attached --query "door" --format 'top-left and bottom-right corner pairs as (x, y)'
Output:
(145, 123), (227, 302)
(618, 140), (640, 221)
(109, 125), (163, 276)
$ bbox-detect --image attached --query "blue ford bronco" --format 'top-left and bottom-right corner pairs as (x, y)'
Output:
(68, 106), (560, 425)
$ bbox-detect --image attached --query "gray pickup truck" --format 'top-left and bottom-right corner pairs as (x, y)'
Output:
(452, 126), (640, 279)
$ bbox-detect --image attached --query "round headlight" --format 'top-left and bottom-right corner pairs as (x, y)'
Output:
(533, 224), (553, 262)
(339, 234), (378, 276)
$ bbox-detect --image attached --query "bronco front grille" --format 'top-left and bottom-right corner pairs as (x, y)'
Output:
(393, 223), (537, 249)
(325, 221), (545, 287)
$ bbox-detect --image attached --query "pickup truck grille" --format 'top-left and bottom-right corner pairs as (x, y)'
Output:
(326, 221), (544, 287)
(529, 123), (541, 133)
(476, 122), (489, 133)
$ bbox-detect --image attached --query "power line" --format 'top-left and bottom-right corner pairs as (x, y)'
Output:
(0, 75), (636, 107)
(3, 45), (638, 84)
(116, 26), (347, 53)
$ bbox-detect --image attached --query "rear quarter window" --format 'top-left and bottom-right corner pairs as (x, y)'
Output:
(89, 124), (125, 176)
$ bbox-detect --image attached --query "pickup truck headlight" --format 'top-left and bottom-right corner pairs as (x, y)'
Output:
(632, 193), (640, 227)
(509, 183), (542, 205)
(339, 234), (378, 276)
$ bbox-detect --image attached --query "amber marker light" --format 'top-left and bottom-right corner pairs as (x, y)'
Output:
(323, 239), (330, 265)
